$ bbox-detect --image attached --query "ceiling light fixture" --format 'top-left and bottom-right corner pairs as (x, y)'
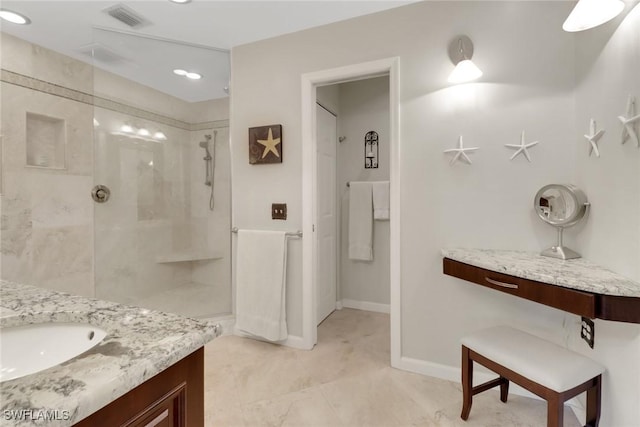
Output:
(0, 9), (31, 25)
(173, 69), (202, 80)
(120, 124), (134, 133)
(447, 36), (483, 84)
(563, 0), (625, 32)
(169, 0), (191, 3)
(138, 128), (150, 137)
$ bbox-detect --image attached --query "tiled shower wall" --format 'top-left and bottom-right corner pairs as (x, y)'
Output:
(0, 33), (95, 296)
(0, 33), (231, 316)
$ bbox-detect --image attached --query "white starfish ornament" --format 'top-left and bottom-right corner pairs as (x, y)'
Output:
(618, 95), (640, 147)
(444, 136), (479, 165)
(584, 118), (605, 157)
(505, 131), (539, 162)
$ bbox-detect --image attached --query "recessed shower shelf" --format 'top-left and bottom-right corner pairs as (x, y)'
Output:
(156, 251), (223, 264)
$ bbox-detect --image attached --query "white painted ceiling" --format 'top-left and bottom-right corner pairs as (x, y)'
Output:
(0, 1), (415, 102)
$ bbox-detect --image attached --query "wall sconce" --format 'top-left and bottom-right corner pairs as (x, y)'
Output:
(447, 35), (483, 84)
(563, 0), (624, 32)
(364, 131), (379, 169)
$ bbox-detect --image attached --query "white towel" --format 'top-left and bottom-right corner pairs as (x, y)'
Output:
(235, 230), (288, 341)
(348, 182), (373, 261)
(372, 181), (390, 220)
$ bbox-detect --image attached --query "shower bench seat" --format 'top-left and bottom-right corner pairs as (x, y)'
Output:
(460, 326), (605, 427)
(156, 250), (223, 263)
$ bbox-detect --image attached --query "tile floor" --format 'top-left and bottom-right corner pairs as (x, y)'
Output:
(204, 308), (580, 426)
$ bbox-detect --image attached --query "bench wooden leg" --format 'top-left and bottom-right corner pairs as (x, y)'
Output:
(461, 346), (473, 420)
(547, 395), (564, 427)
(585, 375), (601, 427)
(499, 377), (509, 403)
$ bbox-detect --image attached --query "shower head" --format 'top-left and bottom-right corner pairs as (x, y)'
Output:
(199, 135), (212, 158)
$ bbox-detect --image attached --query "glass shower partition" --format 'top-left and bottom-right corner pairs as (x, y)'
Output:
(91, 29), (231, 319)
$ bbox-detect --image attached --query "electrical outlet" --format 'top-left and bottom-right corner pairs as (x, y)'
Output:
(272, 203), (287, 220)
(581, 317), (595, 349)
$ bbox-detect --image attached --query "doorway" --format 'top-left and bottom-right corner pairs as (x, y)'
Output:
(301, 58), (400, 367)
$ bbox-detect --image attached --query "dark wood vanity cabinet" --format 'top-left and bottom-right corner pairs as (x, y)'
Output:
(444, 258), (640, 323)
(74, 348), (204, 427)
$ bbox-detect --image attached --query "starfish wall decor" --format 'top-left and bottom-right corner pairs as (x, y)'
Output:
(618, 95), (640, 147)
(444, 136), (479, 165)
(505, 131), (539, 162)
(248, 124), (283, 164)
(584, 118), (605, 157)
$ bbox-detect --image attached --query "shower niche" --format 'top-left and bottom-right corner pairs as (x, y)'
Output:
(26, 112), (66, 169)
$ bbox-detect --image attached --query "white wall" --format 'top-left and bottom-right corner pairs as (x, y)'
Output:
(570, 4), (640, 424)
(231, 2), (640, 424)
(336, 77), (390, 307)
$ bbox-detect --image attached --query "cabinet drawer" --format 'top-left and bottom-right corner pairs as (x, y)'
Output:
(444, 258), (596, 318)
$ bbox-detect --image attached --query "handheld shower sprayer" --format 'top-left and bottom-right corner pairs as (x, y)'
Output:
(199, 134), (213, 186)
(199, 132), (217, 211)
(199, 136), (212, 161)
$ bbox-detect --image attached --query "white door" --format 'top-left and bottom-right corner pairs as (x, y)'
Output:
(316, 103), (337, 325)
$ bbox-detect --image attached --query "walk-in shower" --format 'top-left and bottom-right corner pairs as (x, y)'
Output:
(0, 26), (231, 320)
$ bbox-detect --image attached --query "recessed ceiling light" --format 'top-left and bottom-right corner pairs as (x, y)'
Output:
(0, 9), (31, 25)
(138, 128), (150, 137)
(120, 124), (133, 133)
(154, 131), (167, 140)
(169, 0), (192, 3)
(186, 72), (202, 80)
(173, 69), (188, 76)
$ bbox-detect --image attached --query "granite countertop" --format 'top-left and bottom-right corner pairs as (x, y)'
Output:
(442, 248), (640, 297)
(0, 280), (219, 427)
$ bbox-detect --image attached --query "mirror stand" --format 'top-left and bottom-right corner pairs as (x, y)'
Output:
(534, 184), (588, 260)
(541, 227), (581, 260)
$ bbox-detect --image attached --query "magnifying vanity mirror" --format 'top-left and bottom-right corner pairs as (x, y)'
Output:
(534, 184), (589, 259)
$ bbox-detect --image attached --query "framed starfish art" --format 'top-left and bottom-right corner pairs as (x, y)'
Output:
(249, 124), (282, 164)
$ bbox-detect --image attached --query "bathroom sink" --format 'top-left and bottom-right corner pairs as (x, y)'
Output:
(0, 322), (107, 382)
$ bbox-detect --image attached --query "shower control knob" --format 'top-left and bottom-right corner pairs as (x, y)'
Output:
(91, 185), (111, 203)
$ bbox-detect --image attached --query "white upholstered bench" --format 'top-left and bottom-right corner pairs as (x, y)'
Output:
(460, 326), (605, 427)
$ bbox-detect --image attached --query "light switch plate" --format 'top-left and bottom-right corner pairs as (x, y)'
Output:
(272, 203), (287, 220)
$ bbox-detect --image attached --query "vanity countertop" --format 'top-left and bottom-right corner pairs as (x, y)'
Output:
(0, 280), (219, 427)
(442, 248), (640, 297)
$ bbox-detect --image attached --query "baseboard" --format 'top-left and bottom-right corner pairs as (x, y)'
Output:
(395, 355), (540, 400)
(566, 398), (585, 424)
(341, 299), (390, 314)
(395, 356), (584, 422)
(280, 334), (312, 350)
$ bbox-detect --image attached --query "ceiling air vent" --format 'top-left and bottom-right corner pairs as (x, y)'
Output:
(103, 3), (151, 29)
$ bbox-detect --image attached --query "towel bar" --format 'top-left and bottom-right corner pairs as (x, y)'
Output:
(231, 227), (302, 238)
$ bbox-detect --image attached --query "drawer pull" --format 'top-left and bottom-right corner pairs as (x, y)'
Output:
(485, 277), (519, 289)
